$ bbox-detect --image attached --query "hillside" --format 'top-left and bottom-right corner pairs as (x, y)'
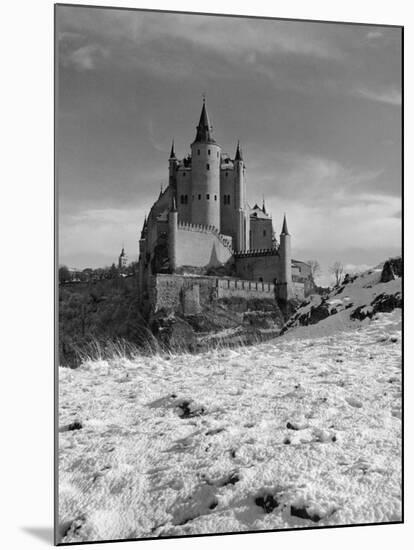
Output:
(281, 257), (402, 338)
(58, 259), (402, 542)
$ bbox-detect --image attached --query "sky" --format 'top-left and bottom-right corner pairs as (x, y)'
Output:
(56, 6), (402, 285)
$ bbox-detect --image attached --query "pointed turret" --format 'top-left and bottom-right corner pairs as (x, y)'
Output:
(262, 196), (267, 214)
(281, 213), (289, 235)
(235, 140), (243, 162)
(278, 213), (292, 299)
(140, 215), (147, 238)
(193, 99), (216, 144)
(169, 139), (176, 159)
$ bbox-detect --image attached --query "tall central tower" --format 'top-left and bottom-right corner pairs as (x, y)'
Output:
(190, 100), (221, 230)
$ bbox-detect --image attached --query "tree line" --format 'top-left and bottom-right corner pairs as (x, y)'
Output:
(59, 262), (138, 284)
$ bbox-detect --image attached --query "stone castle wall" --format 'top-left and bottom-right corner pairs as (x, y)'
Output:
(152, 274), (280, 315)
(175, 222), (233, 269)
(234, 250), (281, 283)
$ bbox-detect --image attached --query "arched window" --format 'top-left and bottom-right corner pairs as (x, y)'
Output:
(214, 195), (217, 201)
(184, 195), (188, 204)
(208, 149), (211, 155)
(263, 230), (266, 237)
(183, 172), (186, 177)
(198, 194), (201, 200)
(206, 194), (210, 200)
(197, 149), (200, 155)
(206, 163), (210, 171)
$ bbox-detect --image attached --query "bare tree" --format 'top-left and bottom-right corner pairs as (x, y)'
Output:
(330, 261), (344, 286)
(307, 259), (321, 280)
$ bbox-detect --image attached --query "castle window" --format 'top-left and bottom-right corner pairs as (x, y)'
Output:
(206, 194), (210, 200)
(225, 172), (228, 177)
(263, 230), (267, 237)
(184, 195), (188, 204)
(227, 194), (231, 205)
(183, 172), (186, 176)
(198, 194), (201, 200)
(206, 163), (210, 170)
(180, 195), (184, 204)
(197, 149), (200, 155)
(208, 149), (211, 155)
(217, 151), (219, 158)
(214, 195), (217, 201)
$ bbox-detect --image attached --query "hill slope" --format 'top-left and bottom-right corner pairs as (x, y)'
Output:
(281, 258), (402, 339)
(58, 259), (402, 542)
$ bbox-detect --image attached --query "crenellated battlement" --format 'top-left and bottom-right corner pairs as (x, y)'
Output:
(234, 248), (279, 258)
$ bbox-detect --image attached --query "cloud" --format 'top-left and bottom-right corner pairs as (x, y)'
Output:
(248, 152), (383, 207)
(61, 43), (109, 71)
(367, 31), (383, 40)
(59, 206), (146, 268)
(354, 87), (402, 106)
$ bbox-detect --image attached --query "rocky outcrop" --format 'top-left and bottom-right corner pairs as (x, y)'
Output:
(381, 257), (403, 283)
(351, 292), (403, 321)
(150, 313), (196, 351)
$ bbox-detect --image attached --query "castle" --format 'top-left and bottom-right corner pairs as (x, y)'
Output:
(138, 100), (313, 317)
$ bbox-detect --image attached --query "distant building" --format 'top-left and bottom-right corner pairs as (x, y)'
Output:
(118, 247), (128, 271)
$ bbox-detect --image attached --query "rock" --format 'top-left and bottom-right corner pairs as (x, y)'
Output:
(255, 493), (279, 513)
(371, 292), (402, 313)
(381, 257), (403, 282)
(150, 313), (196, 351)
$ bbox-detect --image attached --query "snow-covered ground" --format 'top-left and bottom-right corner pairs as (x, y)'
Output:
(58, 304), (402, 542)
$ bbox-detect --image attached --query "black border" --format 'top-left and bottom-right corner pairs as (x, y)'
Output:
(54, 3), (404, 546)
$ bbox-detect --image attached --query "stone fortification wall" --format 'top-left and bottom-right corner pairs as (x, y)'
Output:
(234, 249), (281, 283)
(175, 222), (233, 269)
(152, 274), (277, 315)
(216, 278), (275, 299)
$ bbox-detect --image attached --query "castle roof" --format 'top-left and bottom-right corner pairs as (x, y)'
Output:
(235, 141), (243, 161)
(169, 140), (176, 159)
(281, 214), (289, 235)
(193, 100), (216, 144)
(250, 204), (271, 220)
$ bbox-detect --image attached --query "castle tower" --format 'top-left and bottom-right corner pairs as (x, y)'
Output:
(279, 214), (293, 299)
(118, 246), (127, 270)
(234, 141), (250, 251)
(190, 99), (221, 229)
(168, 197), (178, 273)
(138, 217), (147, 297)
(168, 140), (178, 196)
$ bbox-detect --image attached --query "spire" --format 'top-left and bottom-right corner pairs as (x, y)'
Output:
(169, 139), (176, 159)
(235, 140), (243, 162)
(193, 98), (216, 144)
(262, 195), (266, 214)
(281, 213), (289, 235)
(159, 183), (163, 198)
(140, 216), (147, 239)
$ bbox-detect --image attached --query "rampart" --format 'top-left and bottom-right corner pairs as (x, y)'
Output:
(151, 274), (277, 316)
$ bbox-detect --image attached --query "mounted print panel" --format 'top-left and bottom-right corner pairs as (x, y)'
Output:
(55, 4), (403, 545)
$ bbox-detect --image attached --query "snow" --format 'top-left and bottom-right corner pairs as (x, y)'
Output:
(58, 306), (402, 542)
(283, 268), (402, 339)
